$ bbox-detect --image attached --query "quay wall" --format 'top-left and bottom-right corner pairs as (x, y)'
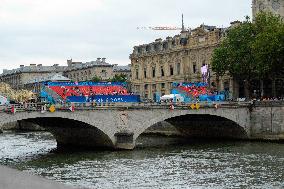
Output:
(250, 104), (284, 140)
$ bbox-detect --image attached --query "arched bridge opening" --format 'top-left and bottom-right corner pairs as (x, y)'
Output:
(139, 114), (248, 145)
(165, 114), (248, 139)
(22, 117), (114, 150)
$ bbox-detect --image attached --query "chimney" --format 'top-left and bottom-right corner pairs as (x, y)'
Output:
(53, 64), (59, 67)
(20, 65), (24, 68)
(30, 64), (36, 67)
(97, 58), (101, 62)
(102, 58), (106, 62)
(37, 64), (42, 67)
(67, 59), (72, 67)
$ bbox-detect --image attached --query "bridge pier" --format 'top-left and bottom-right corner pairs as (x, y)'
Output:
(114, 132), (135, 150)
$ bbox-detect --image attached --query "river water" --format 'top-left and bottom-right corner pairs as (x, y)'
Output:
(0, 131), (283, 189)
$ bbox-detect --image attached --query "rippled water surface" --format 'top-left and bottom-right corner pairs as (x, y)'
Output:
(0, 131), (284, 189)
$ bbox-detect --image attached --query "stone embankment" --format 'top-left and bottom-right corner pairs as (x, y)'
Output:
(0, 165), (81, 189)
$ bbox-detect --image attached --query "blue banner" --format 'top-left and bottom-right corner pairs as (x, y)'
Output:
(66, 95), (140, 103)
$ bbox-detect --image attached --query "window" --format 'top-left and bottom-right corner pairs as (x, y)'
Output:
(152, 84), (156, 90)
(101, 70), (107, 77)
(135, 85), (140, 92)
(170, 65), (174, 76)
(136, 69), (139, 79)
(177, 63), (181, 75)
(193, 64), (197, 73)
(161, 66), (164, 77)
(152, 68), (155, 78)
(161, 83), (165, 89)
(224, 81), (230, 91)
(144, 68), (147, 78)
(144, 84), (148, 90)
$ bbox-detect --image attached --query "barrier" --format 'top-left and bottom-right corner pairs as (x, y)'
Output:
(67, 95), (140, 103)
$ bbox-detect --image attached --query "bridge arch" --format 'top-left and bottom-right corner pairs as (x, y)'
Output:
(131, 108), (250, 141)
(0, 112), (115, 149)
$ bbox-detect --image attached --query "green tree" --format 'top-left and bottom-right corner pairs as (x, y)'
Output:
(212, 12), (284, 98)
(109, 74), (128, 82)
(212, 16), (257, 98)
(252, 12), (284, 96)
(91, 75), (101, 82)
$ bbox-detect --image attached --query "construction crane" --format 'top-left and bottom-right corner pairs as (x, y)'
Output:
(137, 14), (190, 32)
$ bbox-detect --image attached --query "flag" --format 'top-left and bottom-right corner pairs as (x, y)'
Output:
(69, 104), (75, 112)
(11, 105), (16, 114)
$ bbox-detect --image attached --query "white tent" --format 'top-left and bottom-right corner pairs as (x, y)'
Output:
(160, 94), (184, 102)
(0, 95), (8, 105)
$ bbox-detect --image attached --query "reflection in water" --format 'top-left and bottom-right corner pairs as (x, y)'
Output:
(0, 131), (284, 189)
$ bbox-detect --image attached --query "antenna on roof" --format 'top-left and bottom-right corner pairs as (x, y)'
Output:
(182, 14), (185, 32)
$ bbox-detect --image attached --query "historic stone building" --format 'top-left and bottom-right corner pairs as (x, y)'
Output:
(130, 25), (236, 100)
(0, 58), (129, 90)
(113, 64), (131, 80)
(0, 64), (66, 90)
(252, 0), (284, 19)
(63, 58), (114, 82)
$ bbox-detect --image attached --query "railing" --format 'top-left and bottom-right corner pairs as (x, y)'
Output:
(0, 101), (257, 114)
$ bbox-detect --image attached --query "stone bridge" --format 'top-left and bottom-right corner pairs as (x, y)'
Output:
(0, 102), (283, 149)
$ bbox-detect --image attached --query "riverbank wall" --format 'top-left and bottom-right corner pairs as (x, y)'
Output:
(0, 165), (79, 189)
(250, 104), (284, 140)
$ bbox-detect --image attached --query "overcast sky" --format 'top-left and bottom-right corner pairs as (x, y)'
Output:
(0, 0), (252, 73)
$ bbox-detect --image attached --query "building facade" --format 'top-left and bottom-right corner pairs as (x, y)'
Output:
(113, 64), (131, 80)
(130, 25), (236, 100)
(0, 58), (128, 90)
(0, 64), (66, 90)
(63, 58), (114, 82)
(252, 0), (284, 19)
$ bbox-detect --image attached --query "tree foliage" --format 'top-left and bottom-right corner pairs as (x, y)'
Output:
(211, 12), (284, 97)
(91, 75), (101, 82)
(109, 74), (128, 82)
